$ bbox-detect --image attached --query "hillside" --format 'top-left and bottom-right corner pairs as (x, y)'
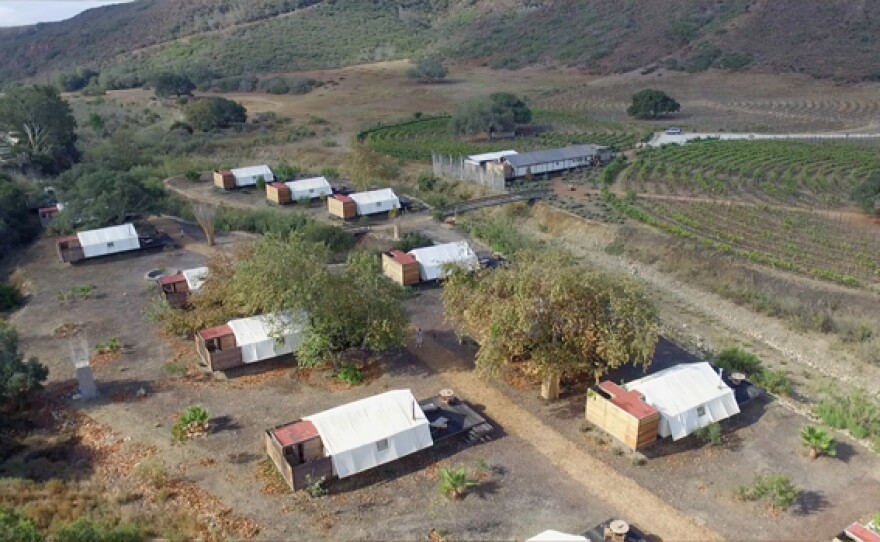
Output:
(1, 0), (879, 85)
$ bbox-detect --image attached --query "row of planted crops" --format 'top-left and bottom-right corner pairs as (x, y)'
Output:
(619, 139), (880, 205)
(610, 195), (880, 286)
(360, 110), (640, 161)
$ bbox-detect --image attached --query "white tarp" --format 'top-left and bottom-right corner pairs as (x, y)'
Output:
(409, 241), (479, 281)
(231, 165), (274, 187)
(304, 389), (433, 478)
(625, 362), (740, 440)
(285, 176), (332, 200)
(349, 188), (400, 216)
(466, 150), (518, 164)
(181, 266), (209, 292)
(227, 312), (306, 364)
(77, 223), (140, 258)
(527, 530), (590, 542)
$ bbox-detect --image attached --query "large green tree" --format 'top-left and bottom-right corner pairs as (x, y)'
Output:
(627, 89), (681, 119)
(0, 322), (48, 412)
(442, 250), (658, 399)
(152, 72), (196, 98)
(0, 85), (78, 173)
(449, 92), (532, 135)
(0, 175), (40, 254)
(56, 169), (163, 229)
(407, 57), (449, 83)
(184, 98), (247, 131)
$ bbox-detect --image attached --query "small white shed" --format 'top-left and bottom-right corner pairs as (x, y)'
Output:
(625, 362), (740, 440)
(227, 312), (306, 364)
(527, 530), (590, 542)
(304, 389), (433, 478)
(286, 176), (332, 201)
(231, 165), (275, 187)
(77, 224), (140, 259)
(349, 188), (401, 216)
(409, 241), (479, 281)
(181, 266), (209, 293)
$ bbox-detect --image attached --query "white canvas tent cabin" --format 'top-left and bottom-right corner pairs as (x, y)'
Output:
(267, 176), (333, 204)
(265, 390), (493, 491)
(527, 530), (590, 542)
(349, 188), (400, 217)
(196, 312), (306, 371)
(158, 266), (209, 308)
(624, 362), (740, 441)
(56, 223), (141, 263)
(214, 165), (274, 189)
(408, 241), (479, 282)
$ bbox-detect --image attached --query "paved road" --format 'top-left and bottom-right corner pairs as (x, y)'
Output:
(649, 131), (880, 147)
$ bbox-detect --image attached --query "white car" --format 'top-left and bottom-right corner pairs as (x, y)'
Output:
(665, 127), (682, 135)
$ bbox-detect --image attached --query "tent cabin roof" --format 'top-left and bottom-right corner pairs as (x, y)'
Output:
(181, 266), (209, 291)
(198, 323), (233, 341)
(158, 273), (185, 286)
(285, 176), (331, 191)
(504, 145), (609, 168)
(409, 241), (478, 267)
(226, 312), (306, 348)
(466, 150), (518, 163)
(348, 188), (399, 207)
(598, 381), (658, 420)
(388, 250), (417, 265)
(625, 362), (735, 417)
(272, 420), (320, 447)
(230, 164), (273, 178)
(845, 523), (880, 542)
(303, 389), (429, 456)
(526, 530), (589, 542)
(76, 223), (138, 247)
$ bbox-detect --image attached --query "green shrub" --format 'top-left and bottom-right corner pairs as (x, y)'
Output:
(734, 473), (799, 511)
(319, 167), (339, 179)
(752, 368), (792, 396)
(55, 518), (143, 542)
(0, 283), (21, 312)
(418, 171), (437, 192)
(437, 466), (478, 500)
(393, 232), (434, 253)
(336, 364), (364, 385)
(255, 176), (267, 193)
(599, 156), (628, 185)
(304, 475), (327, 498)
(714, 347), (762, 375)
(0, 506), (43, 542)
(172, 405), (210, 442)
(694, 423), (723, 446)
(815, 390), (880, 443)
(800, 425), (836, 458)
(95, 337), (120, 354)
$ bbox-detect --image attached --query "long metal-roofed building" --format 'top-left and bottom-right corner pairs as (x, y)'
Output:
(497, 144), (612, 179)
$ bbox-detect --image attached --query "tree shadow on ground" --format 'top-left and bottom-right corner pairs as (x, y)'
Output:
(793, 490), (830, 516)
(210, 415), (241, 434)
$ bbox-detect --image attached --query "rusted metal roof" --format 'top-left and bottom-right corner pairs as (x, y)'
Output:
(599, 381), (658, 420)
(56, 235), (78, 243)
(389, 250), (417, 265)
(38, 206), (59, 214)
(273, 420), (320, 447)
(333, 194), (353, 203)
(269, 182), (286, 189)
(158, 273), (185, 286)
(198, 324), (233, 341)
(846, 523), (880, 542)
(218, 170), (232, 176)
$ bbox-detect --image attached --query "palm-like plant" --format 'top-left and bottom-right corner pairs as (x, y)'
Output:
(437, 466), (478, 500)
(800, 425), (836, 459)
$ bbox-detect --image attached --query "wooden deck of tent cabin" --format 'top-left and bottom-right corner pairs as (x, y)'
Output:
(585, 382), (660, 450)
(158, 273), (190, 308)
(213, 170), (235, 189)
(382, 250), (420, 286)
(196, 324), (244, 371)
(265, 394), (492, 491)
(328, 194), (357, 219)
(266, 182), (291, 204)
(56, 235), (85, 263)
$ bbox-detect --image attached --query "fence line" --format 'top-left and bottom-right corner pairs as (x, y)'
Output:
(432, 153), (506, 193)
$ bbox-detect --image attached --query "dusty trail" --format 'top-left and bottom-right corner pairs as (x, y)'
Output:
(405, 331), (723, 542)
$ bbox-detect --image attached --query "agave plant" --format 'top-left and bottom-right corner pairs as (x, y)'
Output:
(800, 425), (836, 459)
(437, 466), (478, 500)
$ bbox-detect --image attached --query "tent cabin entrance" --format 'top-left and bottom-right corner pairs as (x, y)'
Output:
(195, 324), (243, 371)
(56, 235), (85, 263)
(158, 273), (189, 308)
(265, 420), (334, 491)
